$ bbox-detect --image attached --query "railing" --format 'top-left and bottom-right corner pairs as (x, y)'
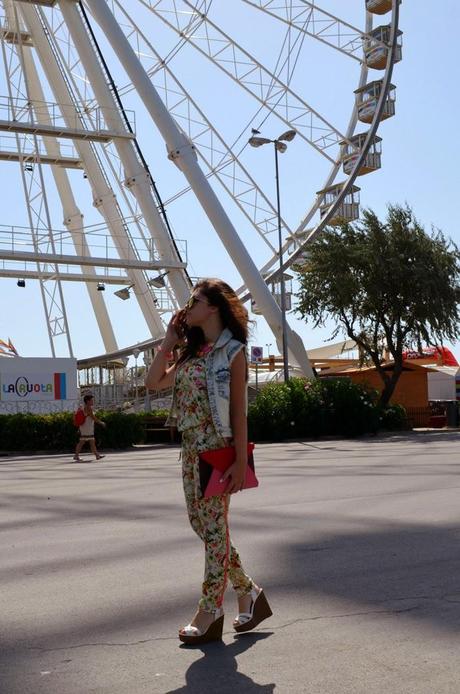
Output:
(0, 223), (188, 275)
(0, 133), (80, 160)
(0, 94), (136, 137)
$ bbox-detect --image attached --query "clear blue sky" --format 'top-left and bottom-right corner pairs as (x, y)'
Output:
(1, 2), (459, 361)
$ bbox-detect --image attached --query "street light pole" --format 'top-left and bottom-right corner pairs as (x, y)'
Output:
(249, 129), (297, 382)
(273, 142), (290, 383)
(133, 348), (140, 410)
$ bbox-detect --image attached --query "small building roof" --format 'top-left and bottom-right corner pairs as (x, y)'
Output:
(320, 360), (438, 377)
(422, 365), (459, 377)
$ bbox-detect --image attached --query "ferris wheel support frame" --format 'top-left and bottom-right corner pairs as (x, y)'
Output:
(1, 3), (75, 357)
(20, 1), (167, 339)
(84, 0), (314, 376)
(6, 3), (118, 354)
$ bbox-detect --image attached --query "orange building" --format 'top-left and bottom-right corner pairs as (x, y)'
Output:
(320, 360), (436, 409)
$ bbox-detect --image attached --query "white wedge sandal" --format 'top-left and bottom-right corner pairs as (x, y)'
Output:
(233, 586), (273, 633)
(179, 607), (225, 645)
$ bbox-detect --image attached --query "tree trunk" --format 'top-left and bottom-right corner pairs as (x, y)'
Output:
(378, 363), (404, 408)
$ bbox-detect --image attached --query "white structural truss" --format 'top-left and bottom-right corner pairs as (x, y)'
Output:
(0, 0), (401, 372)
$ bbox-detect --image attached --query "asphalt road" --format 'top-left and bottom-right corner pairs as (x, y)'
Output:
(1, 433), (460, 694)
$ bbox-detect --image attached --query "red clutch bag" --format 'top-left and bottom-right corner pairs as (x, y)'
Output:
(198, 443), (258, 498)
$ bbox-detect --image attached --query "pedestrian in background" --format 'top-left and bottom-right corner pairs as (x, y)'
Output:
(73, 394), (106, 462)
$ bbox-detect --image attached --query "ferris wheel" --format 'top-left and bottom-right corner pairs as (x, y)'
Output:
(0, 0), (402, 372)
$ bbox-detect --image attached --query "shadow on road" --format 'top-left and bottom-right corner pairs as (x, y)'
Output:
(270, 520), (460, 634)
(167, 632), (276, 693)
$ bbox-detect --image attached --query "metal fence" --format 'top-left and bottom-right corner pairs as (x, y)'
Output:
(0, 399), (78, 415)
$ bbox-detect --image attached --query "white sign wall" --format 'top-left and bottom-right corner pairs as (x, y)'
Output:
(0, 358), (78, 409)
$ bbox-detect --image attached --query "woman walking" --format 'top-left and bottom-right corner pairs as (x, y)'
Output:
(146, 278), (272, 644)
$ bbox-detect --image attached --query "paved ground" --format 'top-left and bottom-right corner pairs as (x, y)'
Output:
(1, 433), (460, 694)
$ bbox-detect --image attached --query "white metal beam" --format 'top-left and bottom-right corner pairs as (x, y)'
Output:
(0, 268), (130, 282)
(0, 115), (135, 141)
(0, 148), (82, 166)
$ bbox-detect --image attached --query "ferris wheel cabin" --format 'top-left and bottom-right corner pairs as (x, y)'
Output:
(366, 0), (401, 15)
(341, 133), (382, 176)
(355, 80), (396, 124)
(364, 25), (403, 70)
(317, 184), (360, 226)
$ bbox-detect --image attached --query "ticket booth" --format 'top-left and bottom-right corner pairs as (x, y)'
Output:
(317, 183), (360, 226)
(355, 80), (396, 124)
(366, 0), (401, 15)
(341, 132), (382, 176)
(364, 25), (402, 70)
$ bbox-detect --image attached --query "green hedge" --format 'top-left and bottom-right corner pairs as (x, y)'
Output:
(0, 410), (162, 452)
(248, 377), (407, 441)
(0, 385), (409, 451)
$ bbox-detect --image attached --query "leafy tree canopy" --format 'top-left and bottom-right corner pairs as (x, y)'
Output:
(295, 204), (460, 405)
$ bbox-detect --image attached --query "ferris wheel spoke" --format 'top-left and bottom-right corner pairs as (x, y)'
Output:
(138, 0), (349, 161)
(242, 1), (385, 62)
(132, 0), (210, 34)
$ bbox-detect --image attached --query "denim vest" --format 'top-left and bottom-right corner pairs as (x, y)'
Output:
(169, 328), (246, 438)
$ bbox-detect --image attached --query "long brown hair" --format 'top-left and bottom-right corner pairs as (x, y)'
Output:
(176, 278), (250, 365)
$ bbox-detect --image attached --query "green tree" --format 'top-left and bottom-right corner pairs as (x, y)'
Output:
(295, 204), (460, 406)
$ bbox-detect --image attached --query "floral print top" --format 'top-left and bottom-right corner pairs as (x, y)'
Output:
(174, 344), (215, 432)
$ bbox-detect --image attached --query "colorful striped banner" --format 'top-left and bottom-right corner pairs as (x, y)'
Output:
(53, 373), (67, 400)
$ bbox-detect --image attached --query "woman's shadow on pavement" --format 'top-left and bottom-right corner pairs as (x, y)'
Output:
(166, 632), (276, 693)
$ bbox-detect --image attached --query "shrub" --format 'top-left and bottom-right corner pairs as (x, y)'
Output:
(379, 403), (409, 431)
(95, 412), (144, 449)
(248, 377), (380, 441)
(248, 381), (293, 441)
(0, 411), (147, 452)
(318, 378), (380, 437)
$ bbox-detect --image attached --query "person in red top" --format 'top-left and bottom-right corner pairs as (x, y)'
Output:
(73, 394), (106, 462)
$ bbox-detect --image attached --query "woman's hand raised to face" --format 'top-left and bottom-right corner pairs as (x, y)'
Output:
(163, 310), (187, 350)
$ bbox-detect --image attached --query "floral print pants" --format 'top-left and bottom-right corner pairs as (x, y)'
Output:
(182, 423), (253, 612)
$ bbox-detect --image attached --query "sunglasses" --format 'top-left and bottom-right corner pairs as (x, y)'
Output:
(185, 295), (209, 310)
